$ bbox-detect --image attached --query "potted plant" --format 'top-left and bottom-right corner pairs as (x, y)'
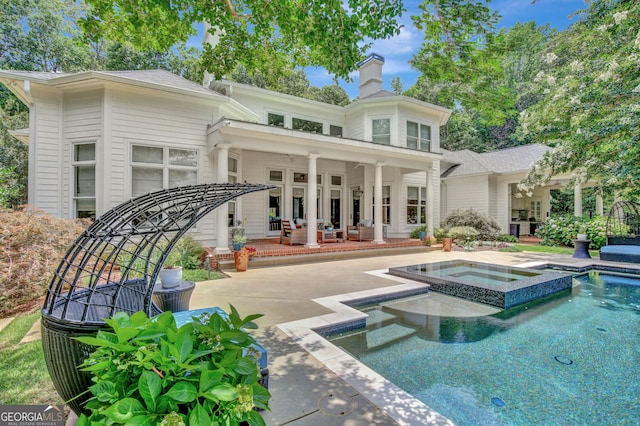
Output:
(74, 307), (271, 425)
(577, 225), (588, 241)
(325, 221), (333, 231)
(232, 233), (247, 251)
(159, 250), (182, 288)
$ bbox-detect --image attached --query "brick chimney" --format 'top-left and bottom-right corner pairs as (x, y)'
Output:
(358, 54), (385, 99)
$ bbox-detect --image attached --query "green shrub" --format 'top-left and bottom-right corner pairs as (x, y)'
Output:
(441, 208), (501, 240)
(448, 226), (480, 242)
(497, 234), (520, 243)
(409, 226), (427, 239)
(76, 307), (270, 425)
(536, 215), (607, 249)
(433, 228), (448, 241)
(167, 235), (204, 269)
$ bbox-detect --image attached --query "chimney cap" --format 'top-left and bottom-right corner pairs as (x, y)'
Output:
(357, 53), (385, 68)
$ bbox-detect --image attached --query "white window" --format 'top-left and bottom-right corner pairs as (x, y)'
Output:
(73, 143), (96, 219)
(407, 121), (431, 151)
(372, 185), (391, 224)
(372, 118), (391, 144)
(407, 186), (426, 224)
(131, 145), (198, 197)
(228, 157), (238, 226)
(268, 113), (285, 127)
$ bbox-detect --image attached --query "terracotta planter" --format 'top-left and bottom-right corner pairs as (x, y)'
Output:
(442, 238), (452, 252)
(234, 251), (249, 272)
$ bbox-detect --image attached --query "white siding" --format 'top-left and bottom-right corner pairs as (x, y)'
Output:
(443, 176), (490, 218)
(32, 88), (64, 215)
(63, 91), (103, 217)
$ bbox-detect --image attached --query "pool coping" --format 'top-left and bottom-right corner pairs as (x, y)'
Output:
(276, 260), (640, 426)
(277, 269), (455, 426)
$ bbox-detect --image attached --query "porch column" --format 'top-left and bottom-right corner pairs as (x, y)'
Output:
(595, 190), (604, 216)
(574, 182), (583, 217)
(305, 154), (320, 248)
(426, 164), (434, 236)
(215, 145), (231, 254)
(373, 162), (385, 244)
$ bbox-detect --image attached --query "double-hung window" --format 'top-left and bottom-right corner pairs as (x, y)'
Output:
(406, 121), (431, 151)
(372, 118), (391, 144)
(131, 145), (198, 197)
(73, 143), (96, 219)
(406, 186), (426, 225)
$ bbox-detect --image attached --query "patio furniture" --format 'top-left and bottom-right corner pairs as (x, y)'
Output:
(347, 221), (375, 241)
(40, 183), (273, 416)
(318, 228), (344, 243)
(280, 219), (307, 245)
(600, 200), (640, 263)
(152, 280), (196, 312)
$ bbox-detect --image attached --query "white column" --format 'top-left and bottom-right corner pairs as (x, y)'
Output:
(426, 164), (434, 236)
(215, 145), (230, 254)
(373, 162), (385, 244)
(595, 190), (604, 216)
(305, 154), (320, 248)
(574, 182), (583, 217)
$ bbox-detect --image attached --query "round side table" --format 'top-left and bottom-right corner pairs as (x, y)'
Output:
(152, 280), (196, 312)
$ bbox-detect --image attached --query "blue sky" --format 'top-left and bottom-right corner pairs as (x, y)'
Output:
(191, 0), (588, 99)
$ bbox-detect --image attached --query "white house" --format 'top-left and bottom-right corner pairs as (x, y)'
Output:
(0, 54), (597, 251)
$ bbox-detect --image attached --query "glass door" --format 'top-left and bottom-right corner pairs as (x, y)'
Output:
(330, 189), (342, 229)
(267, 186), (282, 235)
(292, 187), (305, 222)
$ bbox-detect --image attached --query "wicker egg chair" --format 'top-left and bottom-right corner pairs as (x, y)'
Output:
(40, 183), (272, 415)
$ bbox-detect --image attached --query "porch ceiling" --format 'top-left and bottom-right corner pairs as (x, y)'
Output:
(207, 118), (442, 170)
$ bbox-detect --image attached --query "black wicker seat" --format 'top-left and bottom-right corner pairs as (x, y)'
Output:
(41, 183), (272, 415)
(600, 200), (640, 263)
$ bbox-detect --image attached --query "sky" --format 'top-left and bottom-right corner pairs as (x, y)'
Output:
(190, 0), (588, 99)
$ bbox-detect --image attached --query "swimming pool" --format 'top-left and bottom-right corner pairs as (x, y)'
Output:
(328, 271), (640, 425)
(388, 260), (572, 308)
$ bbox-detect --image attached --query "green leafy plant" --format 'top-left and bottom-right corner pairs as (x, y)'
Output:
(497, 234), (520, 243)
(535, 215), (607, 249)
(75, 306), (270, 426)
(447, 226), (480, 244)
(410, 226), (427, 239)
(232, 233), (247, 245)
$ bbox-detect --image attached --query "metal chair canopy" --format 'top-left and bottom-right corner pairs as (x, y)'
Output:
(42, 183), (273, 329)
(605, 200), (640, 239)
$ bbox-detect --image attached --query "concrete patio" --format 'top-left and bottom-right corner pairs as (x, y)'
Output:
(186, 248), (610, 425)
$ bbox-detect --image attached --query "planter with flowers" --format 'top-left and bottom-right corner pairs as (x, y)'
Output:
(232, 233), (247, 251)
(245, 246), (257, 260)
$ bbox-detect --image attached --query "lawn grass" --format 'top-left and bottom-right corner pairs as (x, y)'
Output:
(507, 244), (599, 257)
(0, 311), (61, 405)
(182, 268), (227, 282)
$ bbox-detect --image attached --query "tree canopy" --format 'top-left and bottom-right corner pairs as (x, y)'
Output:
(517, 0), (640, 198)
(81, 0), (404, 81)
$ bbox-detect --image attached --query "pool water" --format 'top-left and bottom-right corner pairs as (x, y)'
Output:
(329, 272), (640, 425)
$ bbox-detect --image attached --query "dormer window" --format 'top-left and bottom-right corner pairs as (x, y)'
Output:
(268, 113), (285, 127)
(293, 117), (323, 133)
(372, 118), (390, 144)
(407, 121), (431, 151)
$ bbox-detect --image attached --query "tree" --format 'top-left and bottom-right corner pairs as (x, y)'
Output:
(410, 0), (509, 126)
(81, 0), (404, 81)
(517, 0), (640, 199)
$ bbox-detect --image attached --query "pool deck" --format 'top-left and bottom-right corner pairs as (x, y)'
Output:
(183, 250), (638, 425)
(63, 249), (640, 425)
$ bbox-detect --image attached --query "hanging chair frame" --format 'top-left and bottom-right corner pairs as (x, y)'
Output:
(40, 183), (273, 415)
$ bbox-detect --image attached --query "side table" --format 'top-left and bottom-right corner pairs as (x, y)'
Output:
(572, 239), (591, 259)
(152, 280), (196, 312)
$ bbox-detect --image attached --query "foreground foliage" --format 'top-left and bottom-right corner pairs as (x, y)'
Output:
(81, 0), (403, 81)
(0, 207), (88, 317)
(76, 307), (270, 426)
